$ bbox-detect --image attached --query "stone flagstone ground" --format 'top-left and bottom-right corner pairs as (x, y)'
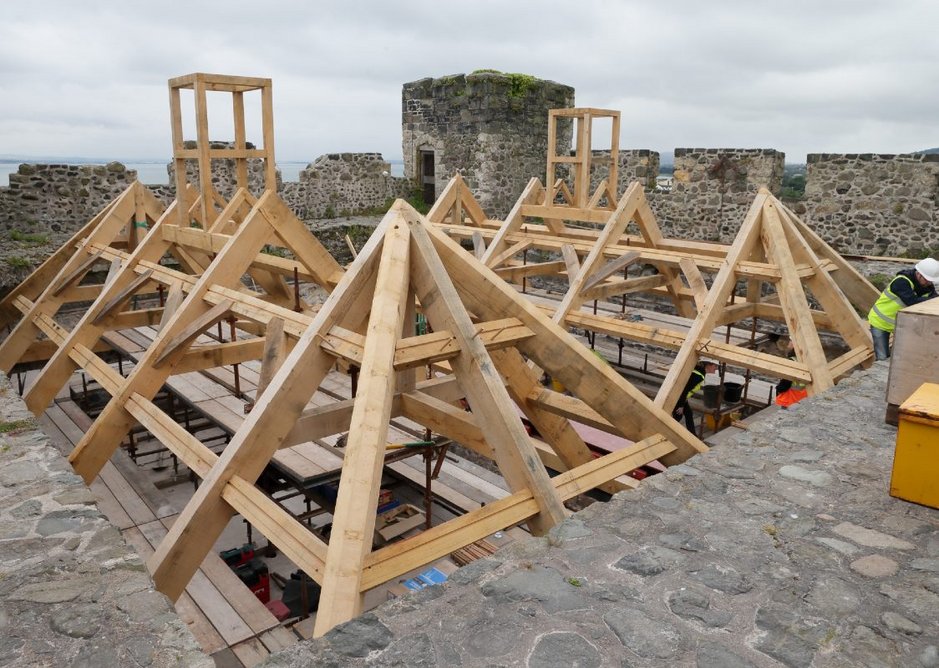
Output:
(264, 362), (939, 668)
(0, 373), (211, 668)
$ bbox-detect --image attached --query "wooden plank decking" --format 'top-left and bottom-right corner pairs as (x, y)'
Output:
(38, 389), (296, 667)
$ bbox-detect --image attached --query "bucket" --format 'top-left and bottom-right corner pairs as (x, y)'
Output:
(723, 382), (743, 403)
(702, 384), (720, 409)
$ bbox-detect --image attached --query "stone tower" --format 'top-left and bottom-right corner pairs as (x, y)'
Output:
(402, 71), (575, 217)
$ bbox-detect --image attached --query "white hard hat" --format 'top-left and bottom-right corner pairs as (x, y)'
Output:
(915, 258), (939, 285)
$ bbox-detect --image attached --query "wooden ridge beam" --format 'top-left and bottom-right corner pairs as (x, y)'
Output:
(440, 222), (834, 281)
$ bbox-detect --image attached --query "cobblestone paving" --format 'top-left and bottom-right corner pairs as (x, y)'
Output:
(0, 374), (211, 668)
(265, 362), (939, 668)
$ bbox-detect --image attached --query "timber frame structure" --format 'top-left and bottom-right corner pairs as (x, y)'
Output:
(0, 77), (709, 637)
(427, 108), (880, 408)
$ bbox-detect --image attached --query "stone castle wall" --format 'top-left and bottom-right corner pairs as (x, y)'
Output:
(800, 152), (939, 257)
(0, 152), (410, 235)
(649, 148), (786, 242)
(3, 148), (939, 284)
(583, 149), (660, 203)
(281, 153), (411, 219)
(0, 162), (140, 234)
(402, 72), (575, 217)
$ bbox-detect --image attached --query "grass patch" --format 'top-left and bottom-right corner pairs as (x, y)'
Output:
(0, 418), (37, 434)
(5, 256), (32, 269)
(866, 273), (892, 290)
(10, 230), (49, 244)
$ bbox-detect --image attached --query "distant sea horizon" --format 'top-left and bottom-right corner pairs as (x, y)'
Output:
(0, 158), (405, 187)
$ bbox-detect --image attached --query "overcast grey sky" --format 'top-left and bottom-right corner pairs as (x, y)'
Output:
(2, 1), (937, 164)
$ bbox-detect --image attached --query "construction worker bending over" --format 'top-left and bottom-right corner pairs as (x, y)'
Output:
(774, 338), (807, 408)
(672, 360), (718, 432)
(867, 258), (939, 361)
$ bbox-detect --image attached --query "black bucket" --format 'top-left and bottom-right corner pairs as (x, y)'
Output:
(702, 384), (720, 408)
(723, 382), (743, 403)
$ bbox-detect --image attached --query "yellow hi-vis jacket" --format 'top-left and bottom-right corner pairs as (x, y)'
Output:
(685, 368), (707, 400)
(868, 274), (915, 333)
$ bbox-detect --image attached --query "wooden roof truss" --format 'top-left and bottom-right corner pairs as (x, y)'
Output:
(0, 196), (708, 637)
(0, 80), (711, 638)
(427, 111), (878, 408)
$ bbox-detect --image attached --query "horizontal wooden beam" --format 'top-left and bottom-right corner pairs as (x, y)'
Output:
(107, 308), (165, 330)
(359, 434), (674, 589)
(829, 345), (873, 381)
(125, 393), (217, 477)
(562, 310), (812, 382)
(439, 223), (834, 282)
(172, 338), (267, 375)
(221, 476), (328, 583)
(493, 260), (566, 282)
(153, 299), (234, 368)
(31, 311), (123, 395)
(320, 319), (534, 371)
(162, 225), (323, 283)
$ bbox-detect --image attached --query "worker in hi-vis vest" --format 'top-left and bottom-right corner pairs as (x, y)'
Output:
(867, 258), (939, 361)
(672, 360), (718, 432)
(774, 339), (807, 408)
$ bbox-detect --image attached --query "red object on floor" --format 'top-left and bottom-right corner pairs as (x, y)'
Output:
(235, 559), (271, 604)
(265, 599), (291, 621)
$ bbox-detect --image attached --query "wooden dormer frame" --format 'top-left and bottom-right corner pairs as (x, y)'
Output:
(168, 73), (276, 230)
(545, 107), (620, 210)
